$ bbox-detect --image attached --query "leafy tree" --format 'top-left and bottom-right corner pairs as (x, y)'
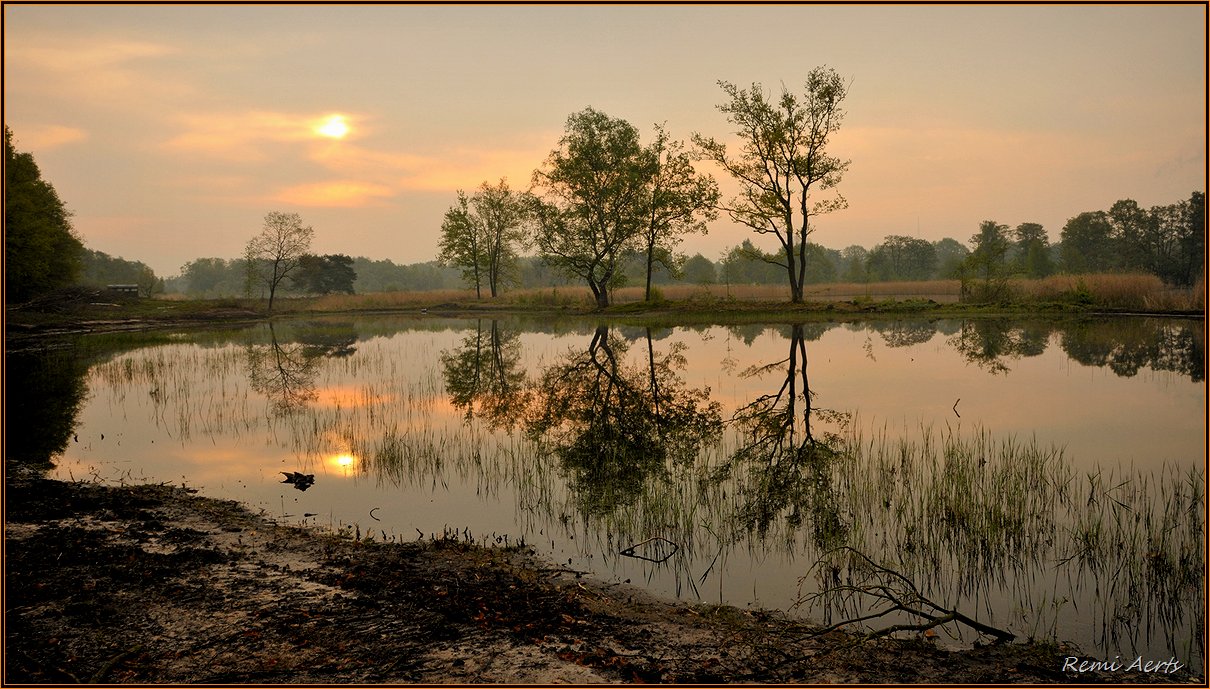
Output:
(530, 108), (655, 309)
(1178, 191), (1205, 287)
(78, 249), (161, 296)
(932, 238), (970, 279)
(4, 126), (85, 303)
(803, 243), (840, 284)
(720, 239), (785, 285)
(436, 191), (483, 296)
(638, 124), (719, 301)
(290, 254), (356, 295)
(840, 244), (869, 282)
(681, 253), (717, 284)
(244, 211), (314, 312)
(963, 220), (1012, 301)
(694, 67), (851, 303)
(1108, 200), (1150, 271)
(1060, 211), (1115, 273)
(437, 179), (530, 299)
(866, 235), (937, 281)
(1013, 222), (1053, 278)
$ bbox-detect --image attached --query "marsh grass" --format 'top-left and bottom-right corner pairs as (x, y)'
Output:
(791, 420), (1205, 654)
(275, 272), (1199, 313)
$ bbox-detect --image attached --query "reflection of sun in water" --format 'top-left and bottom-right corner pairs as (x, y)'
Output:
(314, 114), (350, 139)
(327, 452), (359, 476)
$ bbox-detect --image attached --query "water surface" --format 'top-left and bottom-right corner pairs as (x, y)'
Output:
(18, 314), (1204, 668)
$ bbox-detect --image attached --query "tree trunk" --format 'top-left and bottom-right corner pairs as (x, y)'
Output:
(645, 243), (655, 302)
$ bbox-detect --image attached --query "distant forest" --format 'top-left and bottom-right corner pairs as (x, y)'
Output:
(162, 189), (1204, 298)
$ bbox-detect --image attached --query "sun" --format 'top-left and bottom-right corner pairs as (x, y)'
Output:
(314, 114), (350, 139)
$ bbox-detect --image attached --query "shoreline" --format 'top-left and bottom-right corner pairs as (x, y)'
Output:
(5, 472), (1201, 684)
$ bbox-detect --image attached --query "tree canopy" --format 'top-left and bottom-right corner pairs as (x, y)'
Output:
(530, 108), (656, 309)
(244, 211), (314, 312)
(694, 67), (851, 303)
(5, 126), (85, 303)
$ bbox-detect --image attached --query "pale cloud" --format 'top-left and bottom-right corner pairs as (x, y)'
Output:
(16, 124), (88, 150)
(272, 180), (397, 208)
(162, 110), (357, 161)
(5, 34), (191, 108)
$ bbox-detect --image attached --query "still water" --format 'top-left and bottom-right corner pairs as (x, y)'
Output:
(15, 314), (1205, 667)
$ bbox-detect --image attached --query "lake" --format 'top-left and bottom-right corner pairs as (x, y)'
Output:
(10, 313), (1204, 669)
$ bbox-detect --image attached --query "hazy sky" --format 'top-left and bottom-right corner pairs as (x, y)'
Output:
(4, 4), (1205, 277)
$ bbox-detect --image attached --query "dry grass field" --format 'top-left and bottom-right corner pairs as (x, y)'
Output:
(161, 272), (1203, 314)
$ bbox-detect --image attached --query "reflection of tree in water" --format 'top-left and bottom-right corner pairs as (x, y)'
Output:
(947, 319), (1050, 374)
(525, 325), (722, 517)
(1058, 318), (1204, 382)
(440, 320), (528, 428)
(870, 320), (938, 348)
(719, 323), (850, 548)
(246, 322), (352, 414)
(6, 348), (90, 470)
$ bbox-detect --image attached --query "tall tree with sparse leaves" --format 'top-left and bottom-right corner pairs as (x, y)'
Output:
(639, 124), (719, 301)
(693, 67), (851, 303)
(244, 211), (314, 312)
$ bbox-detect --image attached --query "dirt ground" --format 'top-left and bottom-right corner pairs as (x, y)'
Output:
(4, 473), (1200, 684)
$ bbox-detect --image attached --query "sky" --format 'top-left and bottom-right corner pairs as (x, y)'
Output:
(4, 4), (1206, 278)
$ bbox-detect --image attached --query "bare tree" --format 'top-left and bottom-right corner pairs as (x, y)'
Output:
(244, 211), (314, 312)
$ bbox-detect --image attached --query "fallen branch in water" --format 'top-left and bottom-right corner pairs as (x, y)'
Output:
(799, 546), (1015, 644)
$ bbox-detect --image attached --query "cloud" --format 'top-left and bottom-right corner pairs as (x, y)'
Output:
(271, 180), (397, 208)
(162, 110), (347, 161)
(12, 124), (88, 150)
(5, 35), (191, 108)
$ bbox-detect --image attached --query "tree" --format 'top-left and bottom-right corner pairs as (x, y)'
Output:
(682, 253), (717, 284)
(720, 239), (785, 285)
(639, 124), (719, 301)
(290, 254), (356, 295)
(694, 67), (851, 303)
(437, 180), (529, 299)
(1012, 223), (1053, 278)
(866, 235), (936, 281)
(244, 211), (314, 312)
(531, 108), (655, 309)
(4, 126), (85, 303)
(436, 191), (483, 297)
(1060, 211), (1115, 274)
(840, 245), (869, 282)
(963, 220), (1011, 301)
(475, 179), (529, 297)
(932, 238), (970, 279)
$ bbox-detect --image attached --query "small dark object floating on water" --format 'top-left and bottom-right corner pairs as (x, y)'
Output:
(280, 471), (315, 491)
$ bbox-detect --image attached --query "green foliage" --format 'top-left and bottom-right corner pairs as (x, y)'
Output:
(866, 235), (937, 281)
(79, 249), (160, 296)
(933, 238), (970, 280)
(531, 108), (655, 309)
(639, 124), (719, 300)
(290, 254), (356, 295)
(694, 67), (851, 303)
(437, 180), (530, 298)
(4, 126), (85, 303)
(1060, 211), (1117, 274)
(681, 253), (717, 284)
(962, 220), (1012, 302)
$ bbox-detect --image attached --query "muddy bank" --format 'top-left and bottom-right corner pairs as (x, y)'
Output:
(4, 475), (1197, 684)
